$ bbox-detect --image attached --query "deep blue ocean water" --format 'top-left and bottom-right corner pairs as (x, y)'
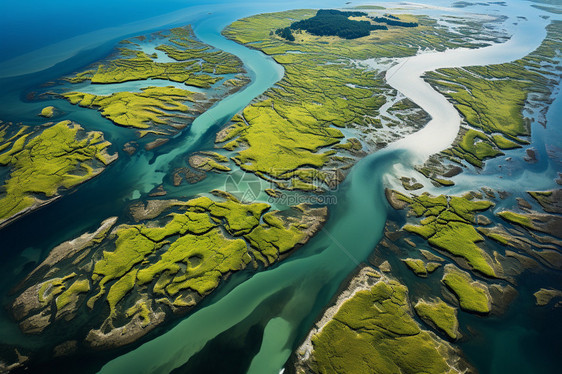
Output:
(0, 1), (222, 61)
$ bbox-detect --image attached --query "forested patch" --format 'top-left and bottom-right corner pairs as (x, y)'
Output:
(275, 9), (418, 41)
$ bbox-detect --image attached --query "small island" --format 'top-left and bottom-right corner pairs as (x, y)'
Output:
(294, 267), (468, 373)
(38, 106), (55, 118)
(12, 191), (327, 349)
(0, 120), (117, 228)
(60, 26), (250, 150)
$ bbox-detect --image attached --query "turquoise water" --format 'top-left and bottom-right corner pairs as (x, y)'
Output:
(0, 1), (561, 373)
(99, 149), (397, 374)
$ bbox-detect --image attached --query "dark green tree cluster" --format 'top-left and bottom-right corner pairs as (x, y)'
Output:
(288, 9), (387, 40)
(371, 16), (418, 27)
(275, 27), (295, 41)
(315, 9), (368, 17)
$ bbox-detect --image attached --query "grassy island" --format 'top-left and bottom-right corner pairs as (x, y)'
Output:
(497, 211), (534, 229)
(0, 121), (117, 228)
(189, 151), (231, 172)
(66, 26), (244, 86)
(38, 106), (55, 118)
(13, 192), (326, 348)
(441, 265), (491, 314)
(528, 189), (562, 214)
(390, 190), (498, 277)
(64, 86), (194, 130)
(62, 26), (248, 139)
(403, 258), (441, 277)
(414, 298), (460, 340)
(534, 288), (562, 306)
(296, 271), (465, 373)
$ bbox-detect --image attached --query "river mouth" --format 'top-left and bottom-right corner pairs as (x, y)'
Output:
(1, 1), (560, 373)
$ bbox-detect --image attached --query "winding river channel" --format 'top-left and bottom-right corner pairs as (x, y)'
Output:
(0, 1), (559, 373)
(97, 3), (555, 374)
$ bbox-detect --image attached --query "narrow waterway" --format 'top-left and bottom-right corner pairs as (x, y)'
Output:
(125, 13), (286, 196)
(386, 8), (549, 160)
(98, 4), (554, 374)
